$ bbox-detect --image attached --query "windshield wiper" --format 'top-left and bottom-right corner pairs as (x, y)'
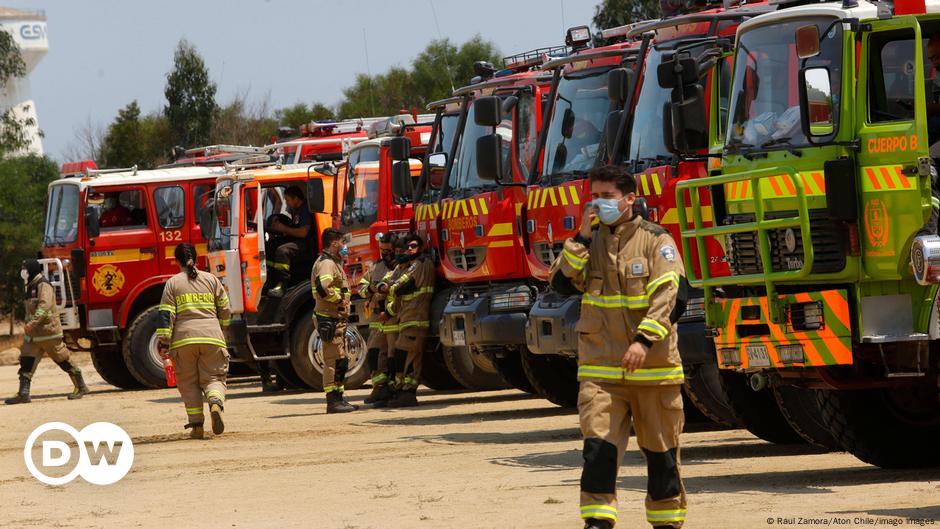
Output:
(758, 137), (803, 157)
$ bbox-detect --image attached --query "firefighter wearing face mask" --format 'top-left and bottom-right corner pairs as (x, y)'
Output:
(312, 228), (358, 414)
(5, 259), (89, 405)
(549, 165), (688, 529)
(360, 232), (398, 406)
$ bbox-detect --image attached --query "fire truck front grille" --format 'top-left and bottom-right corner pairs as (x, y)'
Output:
(725, 212), (847, 276)
(447, 247), (486, 272)
(534, 242), (564, 267)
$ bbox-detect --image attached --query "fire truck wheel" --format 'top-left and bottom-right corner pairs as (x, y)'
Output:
(490, 349), (537, 394)
(442, 346), (507, 391)
(816, 385), (940, 469)
(772, 383), (840, 450)
(683, 362), (742, 428)
(519, 350), (578, 407)
(420, 343), (464, 390)
(290, 310), (369, 391)
(718, 370), (805, 444)
(227, 362), (258, 377)
(91, 346), (145, 389)
(123, 306), (171, 389)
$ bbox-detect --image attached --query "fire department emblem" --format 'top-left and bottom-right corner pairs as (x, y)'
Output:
(92, 265), (125, 297)
(864, 198), (890, 248)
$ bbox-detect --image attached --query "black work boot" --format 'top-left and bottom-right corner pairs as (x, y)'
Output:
(583, 519), (613, 529)
(67, 368), (89, 400)
(365, 382), (391, 406)
(260, 370), (281, 393)
(326, 391), (357, 414)
(337, 390), (359, 411)
(5, 374), (31, 405)
(387, 387), (418, 408)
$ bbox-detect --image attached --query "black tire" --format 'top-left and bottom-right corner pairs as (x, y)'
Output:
(442, 345), (507, 391)
(718, 370), (804, 444)
(683, 362), (742, 428)
(272, 359), (308, 389)
(816, 386), (940, 468)
(122, 306), (169, 389)
(420, 343), (464, 390)
(681, 387), (710, 423)
(90, 345), (144, 389)
(772, 384), (840, 450)
(290, 310), (369, 391)
(491, 350), (537, 394)
(520, 351), (578, 407)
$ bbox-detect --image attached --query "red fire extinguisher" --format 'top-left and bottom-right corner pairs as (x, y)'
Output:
(159, 344), (177, 387)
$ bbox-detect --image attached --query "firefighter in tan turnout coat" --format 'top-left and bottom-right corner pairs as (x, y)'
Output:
(312, 228), (358, 414)
(157, 243), (231, 439)
(5, 259), (89, 405)
(359, 232), (397, 406)
(549, 166), (688, 529)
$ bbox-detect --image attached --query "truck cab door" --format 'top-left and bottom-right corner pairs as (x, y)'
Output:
(857, 16), (930, 278)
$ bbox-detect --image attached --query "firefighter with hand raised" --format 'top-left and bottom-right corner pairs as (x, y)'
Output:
(312, 228), (358, 414)
(156, 243), (231, 439)
(5, 259), (89, 405)
(360, 232), (398, 406)
(549, 165), (688, 529)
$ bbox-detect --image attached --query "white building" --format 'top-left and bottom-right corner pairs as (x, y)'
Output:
(0, 7), (47, 156)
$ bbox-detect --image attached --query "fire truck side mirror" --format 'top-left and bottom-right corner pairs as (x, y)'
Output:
(476, 134), (502, 182)
(70, 248), (86, 279)
(389, 136), (411, 161)
(307, 178), (326, 213)
(427, 152), (447, 190)
(657, 53), (698, 89)
(474, 96), (502, 127)
(666, 85), (708, 154)
(632, 196), (649, 221)
(391, 161), (414, 202)
(607, 68), (634, 103)
(798, 67), (835, 142)
(84, 206), (100, 239)
(604, 110), (625, 157)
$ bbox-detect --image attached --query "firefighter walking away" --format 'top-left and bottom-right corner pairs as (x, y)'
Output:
(549, 165), (688, 529)
(312, 228), (358, 414)
(5, 259), (89, 404)
(157, 243), (231, 439)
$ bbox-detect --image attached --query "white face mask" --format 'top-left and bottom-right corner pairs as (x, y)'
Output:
(20, 269), (29, 284)
(594, 198), (625, 225)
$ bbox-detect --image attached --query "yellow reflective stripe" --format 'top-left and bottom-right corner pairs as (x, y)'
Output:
(185, 407), (203, 415)
(933, 196), (940, 208)
(215, 296), (229, 306)
(577, 365), (684, 381)
(372, 372), (388, 384)
(270, 262), (290, 271)
(369, 322), (384, 329)
(205, 389), (225, 402)
(171, 337), (226, 348)
(219, 319), (231, 327)
(398, 320), (430, 330)
(638, 319), (669, 339)
(323, 384), (339, 393)
(30, 333), (63, 342)
(34, 309), (46, 316)
(582, 294), (649, 309)
(562, 248), (587, 269)
(158, 304), (176, 314)
(401, 286), (434, 301)
(155, 328), (172, 337)
(318, 274), (334, 283)
(382, 323), (401, 333)
(647, 509), (687, 523)
(645, 271), (679, 295)
(580, 505), (618, 521)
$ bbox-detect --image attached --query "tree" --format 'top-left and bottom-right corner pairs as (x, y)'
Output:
(0, 28), (32, 156)
(275, 102), (336, 129)
(0, 156), (59, 332)
(99, 101), (148, 169)
(210, 92), (277, 147)
(592, 0), (662, 43)
(164, 39), (218, 149)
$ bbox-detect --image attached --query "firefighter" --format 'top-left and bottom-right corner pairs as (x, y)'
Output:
(267, 186), (313, 297)
(5, 259), (89, 405)
(360, 232), (398, 406)
(157, 243), (231, 439)
(549, 165), (688, 529)
(375, 236), (408, 406)
(312, 227), (358, 414)
(380, 233), (434, 408)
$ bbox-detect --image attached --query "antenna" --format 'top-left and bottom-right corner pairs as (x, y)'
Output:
(362, 28), (375, 116)
(428, 0), (455, 93)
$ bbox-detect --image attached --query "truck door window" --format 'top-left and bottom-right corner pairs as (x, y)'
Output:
(342, 145), (380, 231)
(515, 93), (538, 177)
(43, 184), (79, 245)
(244, 187), (259, 234)
(193, 184), (212, 226)
(869, 30), (919, 123)
(154, 186), (185, 229)
(542, 69), (609, 177)
(261, 186), (288, 238)
(94, 189), (147, 231)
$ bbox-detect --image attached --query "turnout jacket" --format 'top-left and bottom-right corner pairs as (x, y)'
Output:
(358, 258), (394, 332)
(549, 214), (684, 385)
(385, 255), (434, 333)
(312, 252), (350, 320)
(24, 276), (63, 343)
(157, 270), (231, 350)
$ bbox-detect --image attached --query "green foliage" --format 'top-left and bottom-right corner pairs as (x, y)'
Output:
(100, 101), (149, 169)
(164, 39), (218, 149)
(210, 95), (277, 147)
(0, 156), (59, 322)
(0, 29), (31, 156)
(275, 102), (336, 129)
(592, 0), (662, 43)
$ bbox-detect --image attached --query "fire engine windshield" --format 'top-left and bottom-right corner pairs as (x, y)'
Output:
(449, 99), (512, 195)
(541, 69), (609, 178)
(727, 17), (843, 152)
(43, 184), (80, 246)
(341, 145), (380, 232)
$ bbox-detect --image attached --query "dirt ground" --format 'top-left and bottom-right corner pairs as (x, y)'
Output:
(1, 354), (938, 529)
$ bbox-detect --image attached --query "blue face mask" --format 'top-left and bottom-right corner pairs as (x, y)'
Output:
(339, 245), (349, 257)
(593, 198), (625, 225)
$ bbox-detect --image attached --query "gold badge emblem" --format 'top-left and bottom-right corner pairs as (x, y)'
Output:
(92, 264), (125, 297)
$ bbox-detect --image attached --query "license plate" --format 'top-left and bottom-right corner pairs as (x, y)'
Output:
(452, 330), (466, 346)
(746, 345), (771, 367)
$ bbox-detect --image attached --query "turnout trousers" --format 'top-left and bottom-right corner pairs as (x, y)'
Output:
(171, 343), (229, 425)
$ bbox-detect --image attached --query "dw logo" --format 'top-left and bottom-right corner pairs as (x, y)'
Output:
(24, 422), (134, 486)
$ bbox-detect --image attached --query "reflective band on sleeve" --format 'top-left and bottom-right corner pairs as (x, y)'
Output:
(382, 323), (401, 333)
(401, 286), (434, 301)
(318, 274), (334, 283)
(270, 262), (290, 271)
(155, 328), (172, 337)
(158, 303), (176, 314)
(580, 504), (618, 521)
(398, 320), (430, 330)
(646, 271), (679, 295)
(582, 293), (650, 309)
(171, 337), (227, 349)
(369, 322), (384, 329)
(646, 509), (687, 523)
(577, 365), (684, 382)
(216, 296), (229, 307)
(218, 319), (231, 327)
(563, 248), (588, 271)
(638, 319), (669, 339)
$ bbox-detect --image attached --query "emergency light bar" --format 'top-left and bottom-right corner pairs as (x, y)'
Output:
(84, 165), (139, 177)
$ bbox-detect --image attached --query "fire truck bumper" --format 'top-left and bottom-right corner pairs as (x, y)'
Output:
(439, 285), (532, 348)
(525, 291), (579, 357)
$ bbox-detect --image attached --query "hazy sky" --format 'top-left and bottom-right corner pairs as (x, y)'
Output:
(7, 0), (598, 162)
